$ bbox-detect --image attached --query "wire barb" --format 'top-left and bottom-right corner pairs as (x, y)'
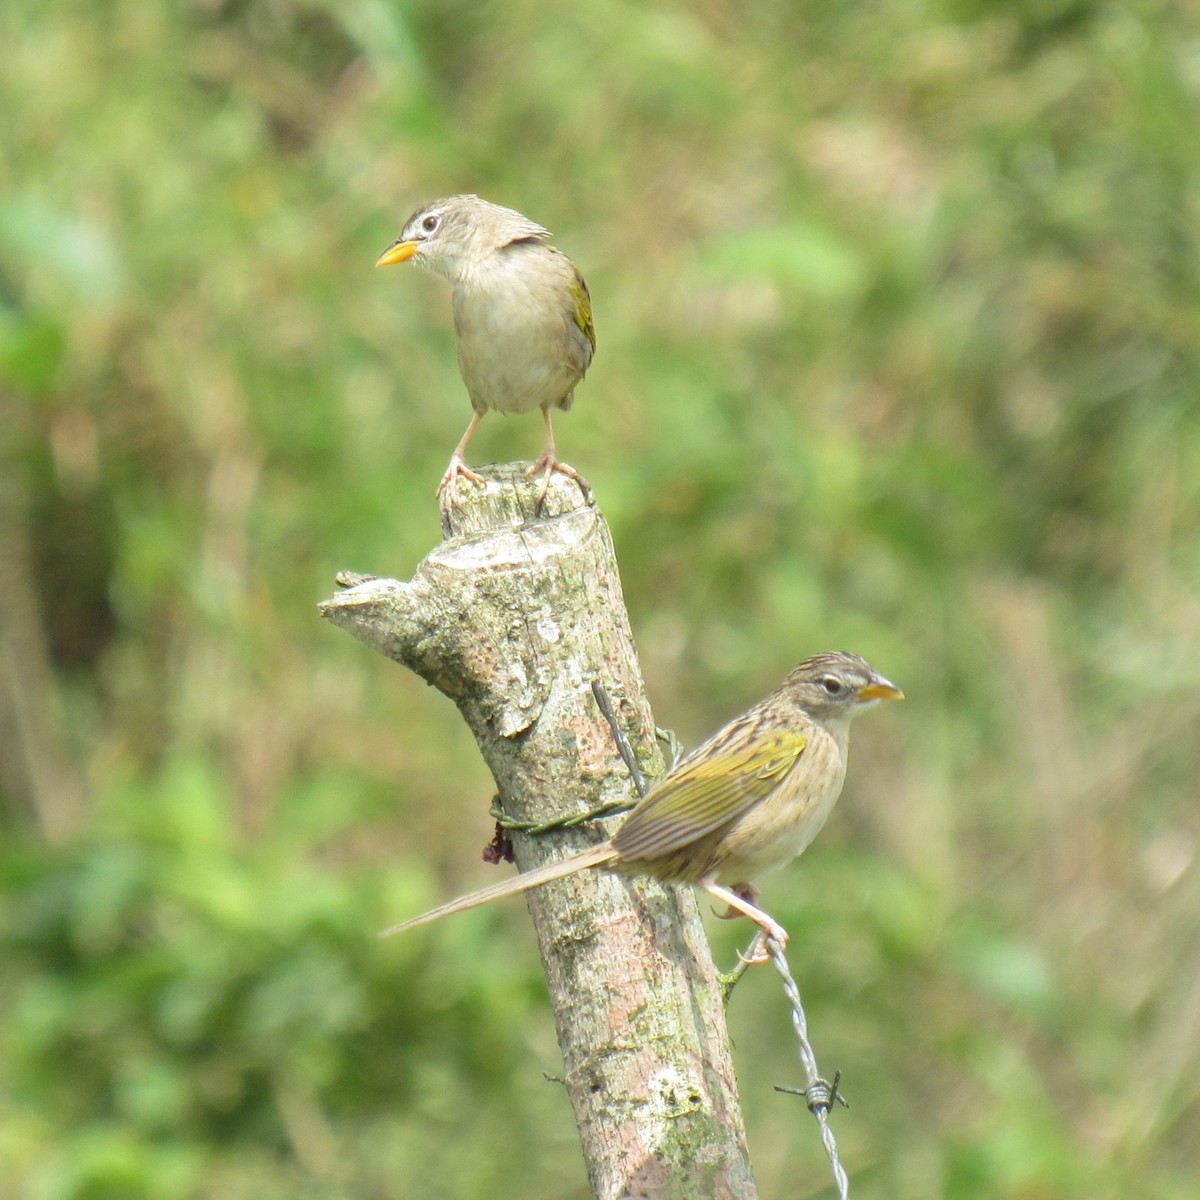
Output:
(775, 1070), (849, 1114)
(763, 936), (851, 1199)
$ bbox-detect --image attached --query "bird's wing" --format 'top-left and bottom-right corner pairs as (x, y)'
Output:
(569, 267), (596, 363)
(611, 719), (808, 862)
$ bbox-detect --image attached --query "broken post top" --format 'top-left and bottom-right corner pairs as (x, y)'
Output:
(319, 459), (632, 742)
(435, 461), (594, 539)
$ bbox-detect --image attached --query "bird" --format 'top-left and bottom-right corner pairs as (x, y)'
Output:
(376, 194), (596, 508)
(381, 651), (902, 950)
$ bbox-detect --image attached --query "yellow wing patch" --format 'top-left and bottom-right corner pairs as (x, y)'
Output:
(612, 723), (807, 862)
(569, 270), (596, 351)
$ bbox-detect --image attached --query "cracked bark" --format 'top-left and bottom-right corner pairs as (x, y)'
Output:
(320, 464), (757, 1200)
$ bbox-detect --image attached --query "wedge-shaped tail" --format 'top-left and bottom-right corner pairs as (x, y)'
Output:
(381, 841), (618, 936)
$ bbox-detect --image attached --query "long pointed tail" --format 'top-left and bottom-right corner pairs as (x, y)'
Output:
(380, 841), (618, 936)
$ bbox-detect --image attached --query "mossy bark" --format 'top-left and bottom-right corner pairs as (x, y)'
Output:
(320, 463), (757, 1199)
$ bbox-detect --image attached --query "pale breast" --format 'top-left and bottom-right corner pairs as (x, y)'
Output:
(710, 723), (849, 885)
(452, 245), (587, 415)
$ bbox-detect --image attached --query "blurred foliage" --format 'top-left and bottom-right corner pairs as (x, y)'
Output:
(2, 0), (1199, 1196)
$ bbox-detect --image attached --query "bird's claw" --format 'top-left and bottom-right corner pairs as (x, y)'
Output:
(737, 937), (772, 966)
(526, 454), (593, 513)
(712, 902), (747, 922)
(760, 919), (789, 952)
(736, 921), (788, 965)
(437, 456), (487, 504)
(436, 459), (488, 536)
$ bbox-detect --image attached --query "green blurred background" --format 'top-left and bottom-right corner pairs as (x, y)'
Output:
(2, 1), (1198, 1197)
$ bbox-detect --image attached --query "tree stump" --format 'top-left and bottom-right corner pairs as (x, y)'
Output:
(320, 463), (756, 1199)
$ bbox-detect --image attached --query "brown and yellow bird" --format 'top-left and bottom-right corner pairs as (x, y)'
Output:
(377, 194), (595, 506)
(383, 651), (902, 947)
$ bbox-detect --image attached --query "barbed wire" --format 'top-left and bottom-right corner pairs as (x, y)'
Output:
(765, 935), (851, 1200)
(490, 681), (680, 834)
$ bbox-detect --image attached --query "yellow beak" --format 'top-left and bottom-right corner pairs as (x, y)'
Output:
(857, 679), (904, 702)
(376, 240), (419, 267)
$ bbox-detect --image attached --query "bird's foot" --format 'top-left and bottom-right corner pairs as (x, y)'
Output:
(436, 457), (488, 537)
(737, 914), (789, 965)
(704, 881), (788, 964)
(737, 928), (779, 966)
(526, 454), (594, 513)
(437, 455), (487, 504)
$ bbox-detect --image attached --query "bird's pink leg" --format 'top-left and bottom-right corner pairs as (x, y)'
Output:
(437, 412), (488, 502)
(527, 406), (592, 510)
(704, 881), (788, 963)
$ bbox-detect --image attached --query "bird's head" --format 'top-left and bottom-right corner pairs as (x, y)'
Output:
(376, 194), (551, 283)
(781, 651), (904, 722)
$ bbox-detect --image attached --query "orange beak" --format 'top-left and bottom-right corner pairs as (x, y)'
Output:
(376, 239), (419, 267)
(857, 679), (904, 702)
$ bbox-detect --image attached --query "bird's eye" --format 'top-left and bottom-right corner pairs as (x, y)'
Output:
(421, 214), (440, 233)
(820, 676), (844, 696)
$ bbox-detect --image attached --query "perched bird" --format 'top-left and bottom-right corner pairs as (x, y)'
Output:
(377, 194), (596, 507)
(382, 651), (902, 949)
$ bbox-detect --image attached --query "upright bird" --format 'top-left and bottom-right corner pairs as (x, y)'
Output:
(377, 194), (596, 507)
(383, 651), (902, 949)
